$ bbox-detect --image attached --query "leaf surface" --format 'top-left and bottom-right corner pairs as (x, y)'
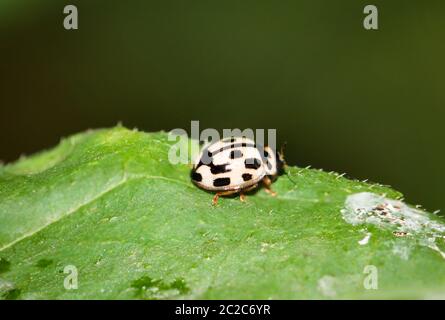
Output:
(1, 127), (444, 299)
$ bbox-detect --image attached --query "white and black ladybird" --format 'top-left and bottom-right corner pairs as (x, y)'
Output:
(191, 137), (285, 205)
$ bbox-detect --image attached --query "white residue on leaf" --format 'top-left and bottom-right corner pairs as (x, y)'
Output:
(0, 278), (15, 294)
(358, 232), (372, 245)
(341, 192), (445, 260)
(423, 239), (445, 259)
(392, 242), (411, 260)
(317, 275), (337, 298)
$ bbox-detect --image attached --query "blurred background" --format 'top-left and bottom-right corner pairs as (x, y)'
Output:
(1, 1), (444, 212)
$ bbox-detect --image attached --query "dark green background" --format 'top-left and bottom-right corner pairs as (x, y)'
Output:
(1, 1), (444, 211)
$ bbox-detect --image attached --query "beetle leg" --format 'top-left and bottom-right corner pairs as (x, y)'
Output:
(262, 176), (277, 196)
(212, 193), (220, 206)
(212, 190), (238, 206)
(239, 183), (258, 202)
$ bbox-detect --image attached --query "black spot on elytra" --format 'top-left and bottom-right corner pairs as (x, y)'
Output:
(209, 162), (231, 174)
(222, 137), (236, 143)
(213, 177), (231, 187)
(242, 173), (253, 181)
(210, 142), (256, 156)
(0, 258), (11, 274)
(257, 147), (268, 165)
(244, 158), (261, 170)
(230, 150), (243, 159)
(35, 259), (54, 268)
(196, 149), (213, 168)
(191, 171), (202, 182)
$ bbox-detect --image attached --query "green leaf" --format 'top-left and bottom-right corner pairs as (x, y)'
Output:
(1, 126), (444, 299)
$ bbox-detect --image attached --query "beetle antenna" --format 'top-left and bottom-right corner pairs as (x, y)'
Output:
(279, 142), (296, 185)
(280, 142), (287, 157)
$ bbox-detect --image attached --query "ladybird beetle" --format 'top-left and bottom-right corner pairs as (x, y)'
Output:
(191, 137), (285, 205)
